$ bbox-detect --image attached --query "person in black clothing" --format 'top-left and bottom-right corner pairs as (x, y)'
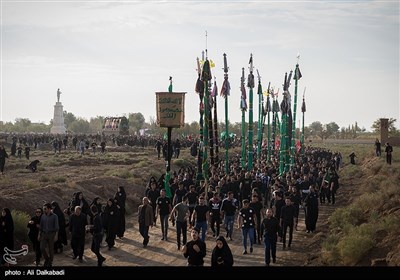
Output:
(146, 181), (160, 225)
(237, 199), (256, 254)
(304, 186), (319, 233)
(69, 206), (87, 262)
(249, 194), (264, 244)
(100, 140), (106, 154)
(71, 192), (90, 216)
(174, 139), (181, 158)
(0, 144), (9, 175)
(183, 227), (206, 266)
(349, 152), (356, 165)
(288, 185), (301, 231)
(25, 145), (31, 160)
(261, 208), (279, 266)
(114, 186), (126, 238)
(10, 141), (17, 157)
(0, 208), (14, 265)
(27, 208), (43, 266)
(272, 191), (284, 241)
(220, 191), (238, 241)
(385, 142), (393, 165)
(51, 201), (67, 254)
(375, 139), (381, 157)
(209, 192), (222, 238)
(280, 197), (297, 249)
(155, 139), (162, 159)
(104, 198), (119, 250)
(328, 166), (340, 205)
(88, 205), (106, 267)
(211, 236), (233, 267)
(26, 160), (40, 172)
(89, 197), (103, 223)
(156, 189), (172, 241)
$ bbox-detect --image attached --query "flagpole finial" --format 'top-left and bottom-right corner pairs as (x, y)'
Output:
(205, 31), (208, 59)
(249, 53), (254, 73)
(168, 76), (173, 92)
(297, 52), (300, 64)
(223, 53), (228, 73)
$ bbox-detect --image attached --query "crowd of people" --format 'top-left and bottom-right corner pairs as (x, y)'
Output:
(135, 145), (346, 266)
(0, 135), (396, 267)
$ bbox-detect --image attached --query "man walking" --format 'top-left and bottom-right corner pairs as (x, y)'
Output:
(39, 203), (59, 267)
(138, 197), (154, 247)
(261, 208), (279, 266)
(385, 142), (393, 165)
(88, 205), (106, 266)
(69, 206), (87, 263)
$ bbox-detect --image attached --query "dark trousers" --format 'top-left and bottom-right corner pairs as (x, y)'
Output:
(71, 236), (85, 259)
(305, 209), (318, 232)
(176, 221), (187, 248)
(254, 217), (261, 243)
(106, 230), (116, 249)
(264, 236), (277, 264)
(387, 154), (392, 165)
(91, 233), (105, 266)
(282, 222), (294, 247)
(29, 235), (42, 264)
(0, 159), (5, 173)
(330, 188), (336, 205)
(210, 215), (220, 237)
(117, 208), (126, 238)
(139, 223), (150, 246)
(160, 215), (169, 239)
(40, 232), (56, 266)
(54, 239), (64, 252)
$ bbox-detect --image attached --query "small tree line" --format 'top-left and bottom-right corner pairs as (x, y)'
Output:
(1, 113), (398, 139)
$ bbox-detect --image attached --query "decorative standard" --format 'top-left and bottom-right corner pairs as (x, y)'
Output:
(155, 77), (186, 198)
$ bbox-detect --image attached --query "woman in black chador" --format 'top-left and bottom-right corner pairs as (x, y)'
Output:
(0, 208), (14, 265)
(114, 186), (126, 238)
(104, 198), (119, 250)
(71, 192), (90, 216)
(89, 197), (103, 222)
(27, 208), (43, 266)
(0, 145), (9, 175)
(304, 186), (319, 233)
(211, 236), (234, 267)
(51, 201), (67, 254)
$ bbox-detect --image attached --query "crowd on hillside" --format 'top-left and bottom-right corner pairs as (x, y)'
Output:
(0, 135), (395, 267)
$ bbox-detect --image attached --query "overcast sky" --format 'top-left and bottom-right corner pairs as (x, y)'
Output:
(1, 0), (399, 131)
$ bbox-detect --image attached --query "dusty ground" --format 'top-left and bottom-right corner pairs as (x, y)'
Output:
(0, 144), (352, 267)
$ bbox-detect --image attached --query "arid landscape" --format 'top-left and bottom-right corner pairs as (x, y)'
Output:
(0, 142), (399, 268)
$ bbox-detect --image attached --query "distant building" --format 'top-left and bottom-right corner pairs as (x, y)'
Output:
(102, 116), (129, 136)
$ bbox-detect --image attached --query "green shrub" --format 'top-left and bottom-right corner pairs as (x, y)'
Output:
(11, 210), (30, 243)
(25, 180), (40, 189)
(330, 206), (364, 229)
(39, 176), (50, 183)
(354, 192), (382, 214)
(135, 160), (149, 168)
(54, 176), (66, 183)
(322, 233), (341, 265)
(337, 224), (375, 265)
(105, 169), (132, 179)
